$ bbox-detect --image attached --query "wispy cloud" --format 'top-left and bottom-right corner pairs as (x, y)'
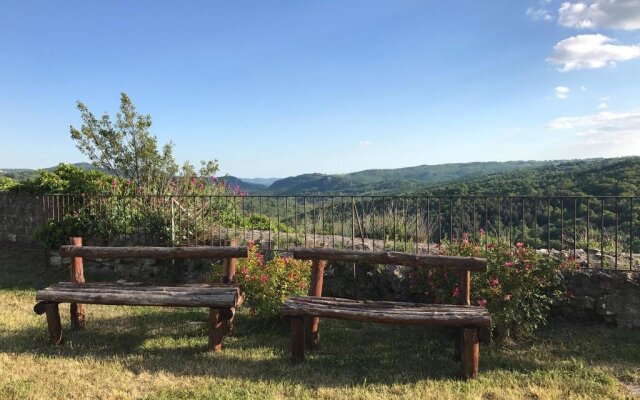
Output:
(558, 0), (640, 30)
(527, 7), (553, 21)
(548, 108), (640, 149)
(358, 140), (372, 146)
(547, 34), (640, 71)
(555, 86), (571, 99)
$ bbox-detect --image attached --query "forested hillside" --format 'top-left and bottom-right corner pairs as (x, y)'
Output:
(266, 160), (552, 195)
(418, 157), (640, 197)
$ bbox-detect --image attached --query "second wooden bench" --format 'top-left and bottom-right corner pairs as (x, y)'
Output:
(280, 247), (491, 379)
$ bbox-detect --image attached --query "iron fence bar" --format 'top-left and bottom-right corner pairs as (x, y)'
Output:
(414, 197), (419, 254)
(615, 198), (619, 270)
(574, 197), (577, 259)
(586, 197), (590, 266)
(561, 198), (564, 253)
(601, 198), (605, 269)
(630, 198), (634, 268)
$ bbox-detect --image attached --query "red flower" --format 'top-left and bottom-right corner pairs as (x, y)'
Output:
(489, 277), (500, 287)
(478, 299), (488, 307)
(504, 261), (513, 268)
(566, 290), (575, 299)
(299, 282), (306, 289)
(111, 179), (117, 188)
(452, 287), (460, 297)
(260, 274), (268, 283)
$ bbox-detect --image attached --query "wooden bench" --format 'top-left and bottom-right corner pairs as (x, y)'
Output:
(280, 247), (491, 379)
(34, 237), (247, 351)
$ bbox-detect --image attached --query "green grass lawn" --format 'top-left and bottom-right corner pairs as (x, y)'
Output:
(1, 247), (639, 399)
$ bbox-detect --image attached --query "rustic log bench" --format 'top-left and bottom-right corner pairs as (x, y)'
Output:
(34, 237), (247, 351)
(280, 248), (491, 379)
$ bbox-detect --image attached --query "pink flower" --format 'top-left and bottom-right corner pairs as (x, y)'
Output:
(504, 261), (513, 268)
(566, 290), (575, 299)
(489, 277), (500, 287)
(478, 299), (488, 307)
(248, 240), (255, 247)
(524, 264), (533, 271)
(503, 294), (512, 301)
(126, 179), (131, 186)
(111, 179), (117, 188)
(516, 242), (524, 248)
(299, 282), (306, 289)
(452, 287), (460, 297)
(240, 267), (249, 276)
(479, 228), (485, 236)
(260, 274), (268, 283)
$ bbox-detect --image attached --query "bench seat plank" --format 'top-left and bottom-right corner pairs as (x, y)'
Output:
(36, 282), (240, 308)
(281, 296), (491, 328)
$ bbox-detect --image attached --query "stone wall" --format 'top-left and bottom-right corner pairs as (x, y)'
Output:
(321, 262), (640, 329)
(560, 269), (640, 328)
(0, 195), (49, 245)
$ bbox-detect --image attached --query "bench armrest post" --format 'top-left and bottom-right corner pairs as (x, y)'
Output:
(70, 236), (86, 329)
(306, 259), (327, 349)
(223, 239), (238, 283)
(458, 270), (471, 306)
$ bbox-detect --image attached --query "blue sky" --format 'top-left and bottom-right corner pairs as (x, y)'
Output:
(1, 1), (639, 178)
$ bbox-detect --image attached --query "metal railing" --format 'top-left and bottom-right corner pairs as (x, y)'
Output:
(2, 194), (638, 270)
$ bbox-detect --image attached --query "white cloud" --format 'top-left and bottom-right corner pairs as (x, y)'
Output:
(548, 108), (640, 149)
(598, 101), (608, 109)
(547, 34), (640, 71)
(580, 85), (587, 90)
(527, 7), (553, 21)
(358, 141), (371, 146)
(555, 86), (571, 98)
(558, 0), (640, 30)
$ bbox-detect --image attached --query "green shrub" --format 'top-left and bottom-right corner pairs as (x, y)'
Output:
(0, 177), (18, 191)
(414, 233), (575, 338)
(234, 242), (311, 319)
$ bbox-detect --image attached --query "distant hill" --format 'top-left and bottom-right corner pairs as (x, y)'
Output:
(266, 160), (553, 195)
(416, 157), (640, 197)
(221, 176), (268, 193)
(239, 177), (279, 186)
(5, 157), (639, 197)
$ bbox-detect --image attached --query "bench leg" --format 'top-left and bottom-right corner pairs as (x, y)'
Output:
(208, 308), (224, 352)
(222, 306), (236, 334)
(290, 317), (305, 363)
(460, 328), (479, 379)
(70, 303), (86, 330)
(306, 316), (320, 350)
(45, 303), (63, 345)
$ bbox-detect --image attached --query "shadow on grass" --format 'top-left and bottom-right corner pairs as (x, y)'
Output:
(8, 308), (628, 388)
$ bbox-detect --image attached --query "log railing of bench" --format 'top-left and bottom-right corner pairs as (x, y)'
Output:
(292, 247), (487, 350)
(60, 237), (248, 331)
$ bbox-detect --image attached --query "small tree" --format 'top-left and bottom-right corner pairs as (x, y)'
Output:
(70, 92), (217, 193)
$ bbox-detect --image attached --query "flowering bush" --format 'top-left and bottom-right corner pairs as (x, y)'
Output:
(415, 234), (576, 338)
(234, 242), (312, 319)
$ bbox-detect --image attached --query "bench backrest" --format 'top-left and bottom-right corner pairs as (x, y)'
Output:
(292, 247), (487, 306)
(59, 237), (249, 285)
